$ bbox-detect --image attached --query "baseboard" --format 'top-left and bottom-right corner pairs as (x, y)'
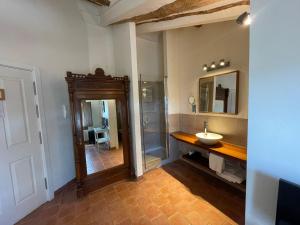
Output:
(54, 178), (76, 197)
(132, 174), (144, 181)
(161, 157), (174, 166)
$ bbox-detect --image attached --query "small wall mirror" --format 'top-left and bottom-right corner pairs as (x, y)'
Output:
(199, 71), (239, 114)
(81, 99), (124, 175)
(188, 96), (195, 105)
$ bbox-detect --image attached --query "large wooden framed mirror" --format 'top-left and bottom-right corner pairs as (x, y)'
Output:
(65, 68), (133, 196)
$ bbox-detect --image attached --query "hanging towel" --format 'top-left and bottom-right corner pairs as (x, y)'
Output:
(209, 153), (225, 173)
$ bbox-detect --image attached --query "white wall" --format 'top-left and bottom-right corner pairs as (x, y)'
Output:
(164, 21), (249, 118)
(78, 0), (115, 74)
(246, 1), (300, 224)
(0, 0), (90, 194)
(86, 24), (115, 74)
(101, 100), (118, 148)
(107, 100), (119, 149)
(112, 23), (143, 177)
(0, 0), (116, 193)
(137, 32), (164, 82)
(90, 100), (102, 127)
(163, 31), (180, 114)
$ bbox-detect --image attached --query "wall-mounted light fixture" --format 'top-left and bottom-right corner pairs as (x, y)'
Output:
(210, 62), (216, 69)
(202, 59), (230, 72)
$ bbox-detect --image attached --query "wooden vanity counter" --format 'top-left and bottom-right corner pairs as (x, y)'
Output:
(171, 131), (247, 161)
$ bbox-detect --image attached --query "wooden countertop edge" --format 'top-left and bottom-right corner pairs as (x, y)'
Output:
(170, 131), (247, 161)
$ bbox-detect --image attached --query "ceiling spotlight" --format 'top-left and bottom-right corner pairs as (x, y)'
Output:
(210, 62), (216, 69)
(236, 12), (251, 26)
(203, 64), (208, 71)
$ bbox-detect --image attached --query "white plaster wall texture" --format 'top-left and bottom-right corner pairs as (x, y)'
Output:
(246, 0), (300, 224)
(112, 23), (143, 177)
(165, 21), (249, 119)
(0, 0), (116, 192)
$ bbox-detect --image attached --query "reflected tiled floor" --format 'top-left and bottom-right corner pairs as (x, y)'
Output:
(85, 144), (124, 174)
(17, 161), (245, 225)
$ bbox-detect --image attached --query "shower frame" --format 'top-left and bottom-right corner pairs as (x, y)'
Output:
(139, 74), (169, 172)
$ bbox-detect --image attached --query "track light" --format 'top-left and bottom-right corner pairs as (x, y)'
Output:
(202, 59), (230, 72)
(236, 12), (251, 26)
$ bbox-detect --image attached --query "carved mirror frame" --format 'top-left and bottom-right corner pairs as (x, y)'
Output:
(65, 68), (133, 196)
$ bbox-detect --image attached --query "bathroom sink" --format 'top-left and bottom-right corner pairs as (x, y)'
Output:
(196, 132), (223, 145)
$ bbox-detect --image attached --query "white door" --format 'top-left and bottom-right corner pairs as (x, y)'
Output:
(0, 65), (47, 225)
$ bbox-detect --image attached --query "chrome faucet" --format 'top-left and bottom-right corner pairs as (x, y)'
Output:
(204, 121), (208, 135)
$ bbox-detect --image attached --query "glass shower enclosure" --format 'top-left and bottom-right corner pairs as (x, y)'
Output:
(139, 74), (169, 171)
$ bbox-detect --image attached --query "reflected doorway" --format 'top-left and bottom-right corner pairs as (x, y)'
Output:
(81, 99), (124, 175)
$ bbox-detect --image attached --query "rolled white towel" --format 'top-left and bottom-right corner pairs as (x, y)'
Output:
(217, 170), (245, 184)
(209, 153), (225, 173)
(217, 161), (246, 184)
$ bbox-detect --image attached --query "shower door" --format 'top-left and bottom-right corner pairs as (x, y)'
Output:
(139, 74), (169, 171)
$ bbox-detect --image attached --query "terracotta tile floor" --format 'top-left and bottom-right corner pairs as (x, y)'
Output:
(85, 144), (124, 174)
(17, 161), (245, 225)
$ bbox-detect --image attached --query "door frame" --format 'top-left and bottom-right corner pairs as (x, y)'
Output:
(0, 60), (52, 200)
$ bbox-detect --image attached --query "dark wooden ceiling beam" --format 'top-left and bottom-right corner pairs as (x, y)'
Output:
(137, 0), (250, 25)
(113, 0), (223, 24)
(87, 0), (110, 6)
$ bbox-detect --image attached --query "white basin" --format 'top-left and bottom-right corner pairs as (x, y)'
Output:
(196, 132), (223, 145)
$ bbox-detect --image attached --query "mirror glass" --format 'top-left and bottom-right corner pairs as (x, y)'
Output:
(199, 71), (238, 114)
(81, 99), (124, 175)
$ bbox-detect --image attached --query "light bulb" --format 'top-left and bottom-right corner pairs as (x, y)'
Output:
(203, 64), (208, 71)
(220, 60), (225, 66)
(211, 62), (216, 69)
(244, 14), (251, 26)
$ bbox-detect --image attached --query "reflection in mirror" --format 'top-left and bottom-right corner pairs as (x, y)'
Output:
(199, 71), (238, 114)
(199, 77), (214, 112)
(81, 99), (124, 175)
